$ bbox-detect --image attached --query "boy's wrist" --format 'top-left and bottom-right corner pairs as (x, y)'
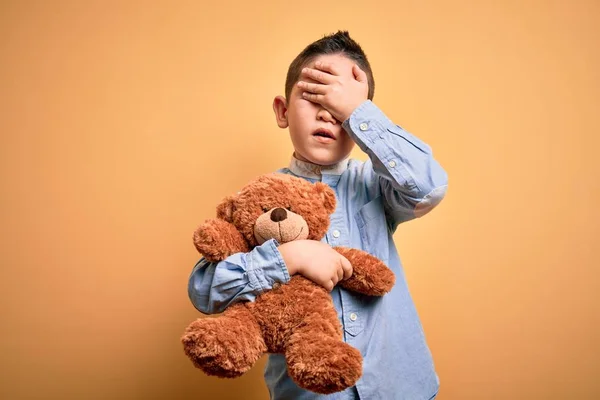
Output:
(341, 99), (371, 124)
(341, 100), (373, 134)
(277, 241), (301, 276)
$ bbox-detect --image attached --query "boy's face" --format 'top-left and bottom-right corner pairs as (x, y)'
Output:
(273, 53), (358, 166)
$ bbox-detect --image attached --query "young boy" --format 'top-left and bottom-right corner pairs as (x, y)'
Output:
(188, 31), (448, 399)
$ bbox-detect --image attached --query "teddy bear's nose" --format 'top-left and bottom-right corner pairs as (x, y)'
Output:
(270, 207), (288, 222)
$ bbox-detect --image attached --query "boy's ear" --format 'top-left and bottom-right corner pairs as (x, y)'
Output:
(273, 95), (289, 129)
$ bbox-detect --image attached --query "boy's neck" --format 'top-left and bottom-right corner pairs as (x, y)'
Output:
(288, 153), (349, 179)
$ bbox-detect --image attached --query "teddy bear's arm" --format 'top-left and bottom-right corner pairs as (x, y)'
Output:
(193, 219), (250, 263)
(333, 247), (396, 296)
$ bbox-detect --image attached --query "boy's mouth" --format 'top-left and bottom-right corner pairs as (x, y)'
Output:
(312, 128), (335, 140)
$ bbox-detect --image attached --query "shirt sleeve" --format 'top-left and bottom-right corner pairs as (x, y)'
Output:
(188, 238), (290, 314)
(342, 100), (449, 232)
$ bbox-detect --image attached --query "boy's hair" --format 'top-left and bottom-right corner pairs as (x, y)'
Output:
(285, 30), (375, 102)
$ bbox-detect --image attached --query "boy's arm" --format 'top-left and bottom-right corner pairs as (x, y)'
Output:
(342, 100), (448, 231)
(188, 239), (290, 314)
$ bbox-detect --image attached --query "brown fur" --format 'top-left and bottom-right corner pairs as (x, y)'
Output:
(183, 173), (396, 394)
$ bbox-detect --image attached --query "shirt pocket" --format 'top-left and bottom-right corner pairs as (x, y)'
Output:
(354, 196), (390, 264)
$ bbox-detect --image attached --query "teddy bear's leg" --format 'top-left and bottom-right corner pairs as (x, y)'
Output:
(334, 246), (396, 296)
(181, 303), (266, 378)
(284, 313), (362, 394)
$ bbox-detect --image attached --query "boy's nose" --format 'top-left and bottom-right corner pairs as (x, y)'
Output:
(270, 208), (288, 222)
(317, 108), (337, 124)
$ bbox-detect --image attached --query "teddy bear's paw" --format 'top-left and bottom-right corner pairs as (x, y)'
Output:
(181, 317), (266, 378)
(193, 219), (249, 262)
(286, 339), (363, 394)
(334, 247), (396, 296)
(361, 260), (396, 295)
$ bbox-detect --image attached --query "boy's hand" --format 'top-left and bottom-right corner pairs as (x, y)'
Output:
(278, 240), (353, 291)
(297, 61), (369, 123)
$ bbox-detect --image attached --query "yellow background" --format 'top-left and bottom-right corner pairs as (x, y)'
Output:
(1, 1), (598, 399)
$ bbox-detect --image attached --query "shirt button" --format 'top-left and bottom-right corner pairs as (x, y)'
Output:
(332, 229), (341, 238)
(350, 312), (358, 321)
(272, 282), (281, 289)
(388, 160), (397, 168)
(359, 122), (369, 131)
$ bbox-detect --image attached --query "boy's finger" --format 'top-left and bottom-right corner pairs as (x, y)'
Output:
(301, 92), (325, 103)
(302, 67), (334, 84)
(352, 63), (368, 83)
(331, 274), (339, 286)
(297, 81), (327, 94)
(314, 60), (340, 76)
(325, 280), (335, 292)
(337, 266), (344, 282)
(340, 256), (353, 280)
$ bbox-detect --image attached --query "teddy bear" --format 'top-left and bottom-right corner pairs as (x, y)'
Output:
(181, 173), (396, 394)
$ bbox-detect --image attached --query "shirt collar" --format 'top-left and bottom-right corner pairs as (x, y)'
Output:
(288, 154), (349, 180)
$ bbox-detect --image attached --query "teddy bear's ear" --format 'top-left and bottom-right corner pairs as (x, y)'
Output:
(314, 182), (336, 214)
(216, 195), (236, 222)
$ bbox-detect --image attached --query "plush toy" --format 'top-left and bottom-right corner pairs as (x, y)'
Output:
(182, 173), (395, 394)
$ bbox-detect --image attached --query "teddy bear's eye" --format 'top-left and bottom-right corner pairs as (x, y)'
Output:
(285, 206), (292, 211)
(261, 206), (270, 212)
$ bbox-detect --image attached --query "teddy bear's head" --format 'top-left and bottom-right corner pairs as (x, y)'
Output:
(216, 173), (336, 247)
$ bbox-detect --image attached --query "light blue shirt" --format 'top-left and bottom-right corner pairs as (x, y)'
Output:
(188, 100), (448, 400)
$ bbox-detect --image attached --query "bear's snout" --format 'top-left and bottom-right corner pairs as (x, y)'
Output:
(270, 208), (288, 222)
